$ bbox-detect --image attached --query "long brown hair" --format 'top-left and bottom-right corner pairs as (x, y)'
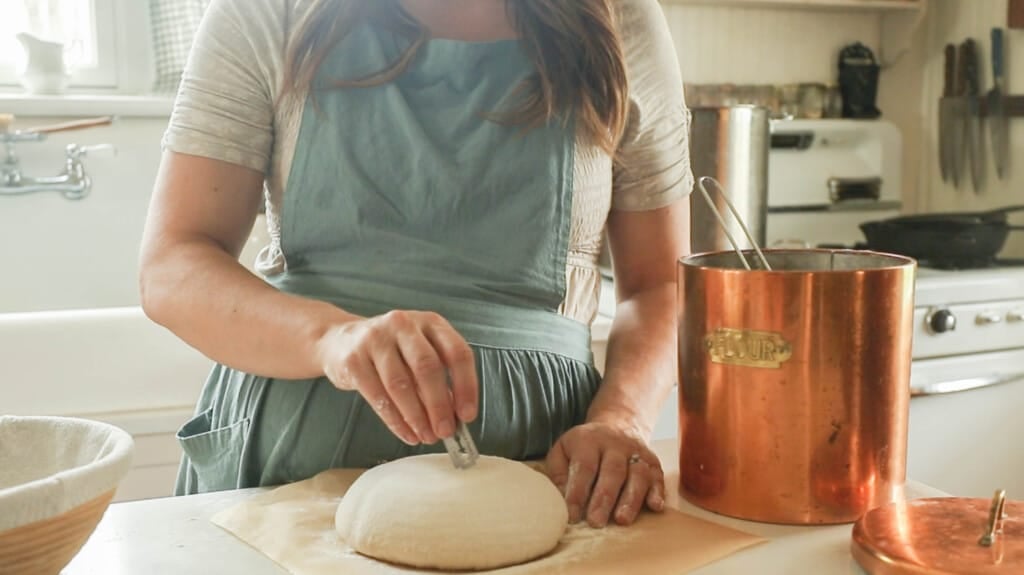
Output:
(282, 0), (629, 155)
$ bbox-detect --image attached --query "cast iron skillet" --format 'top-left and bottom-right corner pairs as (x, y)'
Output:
(860, 205), (1024, 267)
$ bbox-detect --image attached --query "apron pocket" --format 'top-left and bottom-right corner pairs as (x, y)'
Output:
(177, 408), (251, 493)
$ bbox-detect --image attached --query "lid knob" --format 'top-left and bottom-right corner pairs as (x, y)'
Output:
(979, 489), (1008, 547)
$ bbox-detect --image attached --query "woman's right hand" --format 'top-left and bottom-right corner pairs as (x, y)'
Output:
(316, 310), (479, 445)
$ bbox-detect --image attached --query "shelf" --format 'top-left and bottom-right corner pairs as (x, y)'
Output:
(0, 93), (174, 118)
(660, 0), (922, 12)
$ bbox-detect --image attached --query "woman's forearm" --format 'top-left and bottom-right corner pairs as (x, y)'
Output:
(586, 281), (677, 439)
(140, 239), (358, 379)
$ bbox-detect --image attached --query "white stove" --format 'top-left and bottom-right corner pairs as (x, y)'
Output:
(905, 264), (1024, 499)
(912, 265), (1024, 368)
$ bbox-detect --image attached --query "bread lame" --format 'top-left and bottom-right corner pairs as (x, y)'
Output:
(443, 421), (479, 469)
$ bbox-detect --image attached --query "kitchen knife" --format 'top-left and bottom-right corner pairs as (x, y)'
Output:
(949, 42), (969, 190)
(939, 44), (957, 183)
(964, 39), (985, 194)
(987, 28), (1009, 180)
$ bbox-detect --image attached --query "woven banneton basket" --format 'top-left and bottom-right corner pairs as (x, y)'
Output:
(0, 416), (134, 575)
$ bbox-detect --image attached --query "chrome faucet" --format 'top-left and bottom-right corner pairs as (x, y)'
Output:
(0, 114), (116, 200)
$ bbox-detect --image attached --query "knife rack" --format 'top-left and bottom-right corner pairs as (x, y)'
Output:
(977, 95), (1024, 117)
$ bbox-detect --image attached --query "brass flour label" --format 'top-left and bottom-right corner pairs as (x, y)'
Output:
(704, 328), (793, 368)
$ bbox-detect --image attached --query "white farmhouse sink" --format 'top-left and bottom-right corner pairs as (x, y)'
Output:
(0, 306), (213, 501)
(0, 307), (211, 417)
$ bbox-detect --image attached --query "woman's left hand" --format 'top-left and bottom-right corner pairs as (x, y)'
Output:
(545, 422), (666, 528)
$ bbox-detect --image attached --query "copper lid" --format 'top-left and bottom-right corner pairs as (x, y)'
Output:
(852, 490), (1024, 574)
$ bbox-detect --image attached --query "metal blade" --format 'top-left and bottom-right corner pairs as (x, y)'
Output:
(989, 95), (1009, 180)
(441, 370), (478, 470)
(968, 96), (985, 194)
(963, 40), (984, 194)
(939, 44), (956, 183)
(951, 41), (971, 190)
(988, 28), (1009, 179)
(948, 98), (966, 189)
(442, 421), (479, 470)
(939, 99), (954, 183)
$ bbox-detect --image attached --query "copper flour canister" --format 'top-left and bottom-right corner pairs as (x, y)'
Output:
(677, 249), (917, 525)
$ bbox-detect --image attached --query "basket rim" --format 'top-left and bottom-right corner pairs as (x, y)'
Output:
(0, 416), (134, 533)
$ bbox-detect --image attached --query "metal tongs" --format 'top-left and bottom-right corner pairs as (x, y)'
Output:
(697, 176), (773, 271)
(443, 421), (479, 470)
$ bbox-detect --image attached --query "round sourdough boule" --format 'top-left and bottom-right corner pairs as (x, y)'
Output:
(335, 454), (568, 570)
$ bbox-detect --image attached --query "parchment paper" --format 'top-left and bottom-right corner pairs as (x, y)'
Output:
(211, 466), (766, 575)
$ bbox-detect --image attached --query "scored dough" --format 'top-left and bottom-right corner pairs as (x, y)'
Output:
(335, 454), (569, 570)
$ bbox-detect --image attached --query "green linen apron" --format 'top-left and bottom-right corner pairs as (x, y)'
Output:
(174, 22), (601, 495)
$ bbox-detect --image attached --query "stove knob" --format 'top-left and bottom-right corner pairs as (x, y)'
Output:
(927, 309), (957, 334)
(1008, 310), (1024, 323)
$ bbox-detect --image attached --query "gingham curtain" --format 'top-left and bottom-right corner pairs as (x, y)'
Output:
(149, 0), (210, 93)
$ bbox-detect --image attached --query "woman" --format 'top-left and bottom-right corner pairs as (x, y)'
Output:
(139, 0), (691, 529)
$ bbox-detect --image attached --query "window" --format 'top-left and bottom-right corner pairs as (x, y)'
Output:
(0, 0), (119, 88)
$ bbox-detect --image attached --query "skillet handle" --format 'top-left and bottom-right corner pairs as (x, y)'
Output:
(992, 205), (1024, 216)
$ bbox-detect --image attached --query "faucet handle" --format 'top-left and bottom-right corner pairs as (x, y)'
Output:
(66, 143), (117, 160)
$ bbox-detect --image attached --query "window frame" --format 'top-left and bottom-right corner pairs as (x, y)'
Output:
(0, 0), (122, 90)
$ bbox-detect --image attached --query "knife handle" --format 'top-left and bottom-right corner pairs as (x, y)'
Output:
(963, 39), (980, 96)
(992, 28), (1004, 82)
(956, 42), (970, 96)
(944, 44), (957, 97)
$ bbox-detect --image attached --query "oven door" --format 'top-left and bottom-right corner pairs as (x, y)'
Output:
(907, 348), (1024, 499)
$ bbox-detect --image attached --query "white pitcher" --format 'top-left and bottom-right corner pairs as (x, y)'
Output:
(16, 32), (71, 95)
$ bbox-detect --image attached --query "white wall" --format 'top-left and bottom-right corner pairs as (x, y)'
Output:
(662, 4), (881, 84)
